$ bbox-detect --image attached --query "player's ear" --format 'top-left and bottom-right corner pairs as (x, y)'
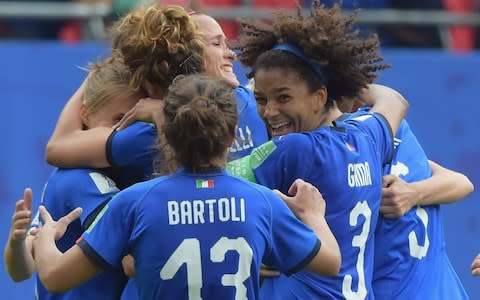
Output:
(312, 87), (327, 113)
(79, 103), (90, 128)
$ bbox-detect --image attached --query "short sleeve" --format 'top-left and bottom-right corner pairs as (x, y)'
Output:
(262, 190), (320, 275)
(106, 122), (159, 187)
(106, 122), (157, 169)
(78, 187), (137, 272)
(345, 112), (394, 165)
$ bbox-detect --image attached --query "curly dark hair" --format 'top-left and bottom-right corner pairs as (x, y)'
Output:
(237, 0), (389, 105)
(108, 4), (205, 97)
(159, 75), (237, 173)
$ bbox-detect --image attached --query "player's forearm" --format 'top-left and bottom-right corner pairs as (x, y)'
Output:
(33, 234), (67, 292)
(4, 238), (35, 282)
(45, 78), (108, 168)
(304, 217), (341, 276)
(366, 84), (409, 135)
(411, 161), (473, 206)
(46, 127), (112, 168)
(47, 77), (87, 143)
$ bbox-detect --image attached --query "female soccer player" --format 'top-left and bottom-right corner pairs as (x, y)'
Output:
(45, 5), (268, 177)
(113, 11), (270, 159)
(31, 74), (341, 299)
(227, 2), (408, 298)
(337, 97), (473, 299)
(44, 5), (206, 188)
(4, 57), (145, 299)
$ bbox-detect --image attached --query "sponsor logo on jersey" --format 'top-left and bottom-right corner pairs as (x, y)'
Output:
(89, 172), (120, 194)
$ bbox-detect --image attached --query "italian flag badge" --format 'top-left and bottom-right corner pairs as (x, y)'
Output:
(196, 179), (214, 188)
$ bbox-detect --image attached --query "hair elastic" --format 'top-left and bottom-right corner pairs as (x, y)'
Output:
(272, 43), (329, 84)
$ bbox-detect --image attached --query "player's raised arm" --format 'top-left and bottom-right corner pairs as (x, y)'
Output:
(381, 161), (474, 218)
(45, 75), (114, 168)
(364, 84), (409, 135)
(32, 205), (98, 293)
(4, 188), (36, 282)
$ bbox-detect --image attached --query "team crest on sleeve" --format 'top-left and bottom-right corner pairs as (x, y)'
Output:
(89, 172), (120, 194)
(250, 141), (277, 168)
(226, 156), (257, 183)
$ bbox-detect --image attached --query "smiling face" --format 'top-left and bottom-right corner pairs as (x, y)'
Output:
(192, 14), (239, 88)
(254, 67), (327, 136)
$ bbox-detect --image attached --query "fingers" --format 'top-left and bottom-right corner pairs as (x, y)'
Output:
(288, 178), (305, 196)
(379, 204), (402, 219)
(260, 264), (280, 278)
(58, 207), (83, 227)
(11, 199), (33, 241)
(471, 255), (480, 275)
(12, 213), (32, 228)
(13, 200), (32, 225)
(23, 188), (33, 212)
(15, 199), (26, 213)
(382, 186), (395, 198)
(260, 268), (281, 277)
(38, 205), (53, 224)
(273, 189), (295, 212)
(114, 108), (136, 131)
(382, 174), (397, 188)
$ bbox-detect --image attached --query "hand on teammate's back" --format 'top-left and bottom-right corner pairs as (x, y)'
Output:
(114, 98), (164, 130)
(34, 205), (83, 242)
(274, 179), (326, 223)
(381, 175), (416, 218)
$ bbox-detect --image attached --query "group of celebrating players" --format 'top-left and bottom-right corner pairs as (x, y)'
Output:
(4, 1), (476, 299)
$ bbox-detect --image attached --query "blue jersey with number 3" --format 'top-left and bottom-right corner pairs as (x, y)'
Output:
(373, 120), (468, 299)
(228, 111), (393, 299)
(79, 169), (321, 300)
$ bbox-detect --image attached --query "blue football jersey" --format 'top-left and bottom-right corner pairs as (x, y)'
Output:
(79, 169), (321, 300)
(106, 121), (158, 189)
(120, 278), (138, 300)
(229, 86), (269, 159)
(227, 111), (393, 299)
(373, 120), (468, 299)
(31, 168), (128, 300)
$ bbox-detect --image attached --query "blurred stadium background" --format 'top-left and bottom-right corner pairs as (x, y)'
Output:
(1, 0), (479, 298)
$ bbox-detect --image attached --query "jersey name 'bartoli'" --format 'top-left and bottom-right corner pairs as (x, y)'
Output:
(347, 162), (372, 187)
(167, 197), (246, 225)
